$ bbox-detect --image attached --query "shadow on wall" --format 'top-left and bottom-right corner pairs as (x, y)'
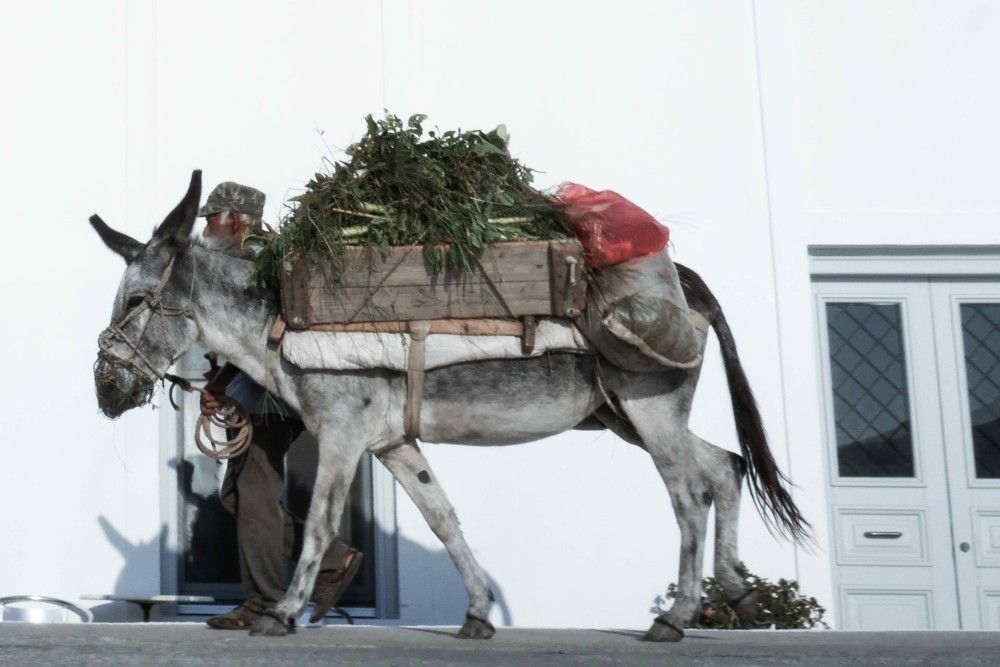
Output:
(170, 458), (240, 585)
(396, 531), (512, 627)
(89, 518), (167, 622)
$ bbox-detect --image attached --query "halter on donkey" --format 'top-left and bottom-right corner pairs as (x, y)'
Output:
(92, 182), (251, 459)
(92, 170), (808, 640)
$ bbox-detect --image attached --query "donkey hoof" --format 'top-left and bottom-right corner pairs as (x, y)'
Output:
(643, 616), (685, 642)
(731, 590), (761, 626)
(457, 614), (496, 639)
(249, 610), (293, 637)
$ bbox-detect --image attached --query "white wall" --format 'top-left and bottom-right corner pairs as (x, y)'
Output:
(0, 0), (163, 608)
(755, 0), (1000, 625)
(3, 0), (991, 630)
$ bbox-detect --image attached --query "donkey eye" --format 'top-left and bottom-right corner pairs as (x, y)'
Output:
(125, 295), (145, 311)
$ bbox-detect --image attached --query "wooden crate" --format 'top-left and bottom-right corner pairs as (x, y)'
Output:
(279, 238), (587, 328)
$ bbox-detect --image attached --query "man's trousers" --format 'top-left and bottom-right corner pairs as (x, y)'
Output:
(220, 414), (351, 606)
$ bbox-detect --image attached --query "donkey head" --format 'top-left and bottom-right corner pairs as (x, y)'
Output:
(91, 170), (203, 418)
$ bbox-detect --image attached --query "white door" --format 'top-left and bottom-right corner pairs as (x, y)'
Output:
(930, 281), (1000, 629)
(815, 281), (961, 630)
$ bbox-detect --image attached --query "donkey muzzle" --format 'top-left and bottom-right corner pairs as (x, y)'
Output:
(94, 351), (155, 418)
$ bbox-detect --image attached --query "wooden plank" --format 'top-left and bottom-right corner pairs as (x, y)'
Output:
(549, 238), (588, 317)
(281, 254), (314, 329)
(299, 279), (552, 323)
(304, 318), (523, 336)
(267, 315), (288, 345)
(278, 257), (299, 326)
(295, 241), (553, 288)
(521, 315), (537, 354)
(280, 239), (587, 327)
(438, 318), (522, 336)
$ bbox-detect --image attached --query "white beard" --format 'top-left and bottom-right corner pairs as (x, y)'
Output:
(197, 233), (239, 252)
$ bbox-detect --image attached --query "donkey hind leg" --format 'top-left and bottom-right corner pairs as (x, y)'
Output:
(614, 376), (709, 642)
(250, 441), (364, 637)
(699, 435), (760, 625)
(644, 440), (710, 641)
(597, 403), (754, 617)
(378, 442), (496, 639)
(641, 430), (758, 638)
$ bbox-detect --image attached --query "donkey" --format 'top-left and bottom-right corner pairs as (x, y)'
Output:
(92, 171), (808, 640)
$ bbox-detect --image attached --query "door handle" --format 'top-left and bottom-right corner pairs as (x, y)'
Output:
(863, 531), (902, 539)
(959, 542), (971, 552)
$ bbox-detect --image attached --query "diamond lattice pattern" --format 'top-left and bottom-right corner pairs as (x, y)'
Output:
(827, 303), (915, 477)
(960, 303), (1000, 479)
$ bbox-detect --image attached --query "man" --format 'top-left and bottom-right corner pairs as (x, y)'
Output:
(196, 181), (362, 630)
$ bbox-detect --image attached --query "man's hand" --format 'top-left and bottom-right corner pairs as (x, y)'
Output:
(200, 390), (226, 416)
(200, 361), (239, 416)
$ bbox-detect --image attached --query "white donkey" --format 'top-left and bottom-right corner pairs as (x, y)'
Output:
(92, 171), (808, 640)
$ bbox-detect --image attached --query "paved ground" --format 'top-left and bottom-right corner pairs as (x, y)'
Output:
(0, 624), (997, 665)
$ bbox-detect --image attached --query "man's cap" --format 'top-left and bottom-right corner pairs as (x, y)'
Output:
(197, 182), (265, 218)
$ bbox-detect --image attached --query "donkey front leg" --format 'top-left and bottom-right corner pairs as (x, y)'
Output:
(379, 442), (496, 638)
(250, 438), (364, 637)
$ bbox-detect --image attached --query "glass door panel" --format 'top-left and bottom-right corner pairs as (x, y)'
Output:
(827, 303), (915, 478)
(959, 304), (1000, 479)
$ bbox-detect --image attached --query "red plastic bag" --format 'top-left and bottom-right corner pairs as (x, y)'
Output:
(554, 182), (669, 268)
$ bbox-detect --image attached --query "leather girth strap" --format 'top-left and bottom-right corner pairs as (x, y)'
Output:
(404, 320), (432, 441)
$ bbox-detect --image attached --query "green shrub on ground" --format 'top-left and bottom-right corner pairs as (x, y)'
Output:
(657, 563), (827, 629)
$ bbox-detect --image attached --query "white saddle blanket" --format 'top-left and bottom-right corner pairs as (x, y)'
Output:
(280, 318), (592, 371)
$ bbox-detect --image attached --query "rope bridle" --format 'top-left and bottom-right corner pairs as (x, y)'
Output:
(98, 254), (191, 382)
(97, 252), (252, 460)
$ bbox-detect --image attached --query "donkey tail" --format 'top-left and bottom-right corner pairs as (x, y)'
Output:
(675, 263), (812, 543)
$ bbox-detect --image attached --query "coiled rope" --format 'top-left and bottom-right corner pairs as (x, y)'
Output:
(165, 372), (253, 461)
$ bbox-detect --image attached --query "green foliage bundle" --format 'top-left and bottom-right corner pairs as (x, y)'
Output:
(661, 564), (827, 630)
(250, 113), (571, 287)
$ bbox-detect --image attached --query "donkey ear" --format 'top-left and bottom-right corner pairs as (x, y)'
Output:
(90, 214), (143, 264)
(97, 516), (130, 556)
(152, 169), (202, 246)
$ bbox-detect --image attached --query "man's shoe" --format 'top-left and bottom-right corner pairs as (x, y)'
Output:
(310, 548), (363, 623)
(206, 600), (267, 630)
